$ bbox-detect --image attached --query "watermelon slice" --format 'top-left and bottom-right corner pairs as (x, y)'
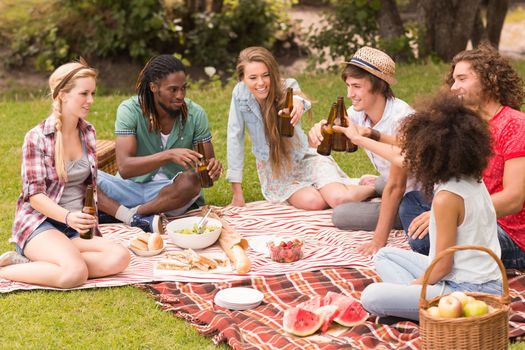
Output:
(325, 292), (369, 327)
(313, 304), (340, 332)
(282, 307), (323, 337)
(297, 295), (327, 311)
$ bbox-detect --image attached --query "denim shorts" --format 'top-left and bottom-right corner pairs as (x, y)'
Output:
(16, 218), (80, 257)
(96, 170), (176, 208)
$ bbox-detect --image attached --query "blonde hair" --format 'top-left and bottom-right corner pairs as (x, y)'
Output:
(236, 47), (291, 177)
(49, 60), (97, 181)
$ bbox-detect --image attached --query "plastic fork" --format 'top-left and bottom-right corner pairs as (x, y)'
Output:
(197, 207), (212, 234)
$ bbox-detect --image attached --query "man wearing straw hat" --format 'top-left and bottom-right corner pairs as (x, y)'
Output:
(309, 46), (416, 255)
(399, 44), (525, 269)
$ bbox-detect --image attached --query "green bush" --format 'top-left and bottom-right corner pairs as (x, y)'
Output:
(6, 0), (293, 73)
(183, 0), (293, 71)
(307, 0), (381, 69)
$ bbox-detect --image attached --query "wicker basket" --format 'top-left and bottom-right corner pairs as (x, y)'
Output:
(419, 245), (510, 350)
(96, 139), (117, 175)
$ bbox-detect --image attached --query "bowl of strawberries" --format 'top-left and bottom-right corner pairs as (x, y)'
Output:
(267, 239), (304, 263)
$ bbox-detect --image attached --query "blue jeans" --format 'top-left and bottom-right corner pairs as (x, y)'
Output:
(97, 171), (200, 216)
(398, 191), (431, 255)
(497, 225), (525, 270)
(361, 247), (503, 321)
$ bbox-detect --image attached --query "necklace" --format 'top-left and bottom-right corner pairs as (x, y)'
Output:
(492, 104), (502, 117)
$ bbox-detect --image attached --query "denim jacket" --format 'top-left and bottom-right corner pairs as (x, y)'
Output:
(226, 79), (311, 183)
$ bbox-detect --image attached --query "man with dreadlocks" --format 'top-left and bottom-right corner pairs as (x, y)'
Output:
(96, 55), (223, 233)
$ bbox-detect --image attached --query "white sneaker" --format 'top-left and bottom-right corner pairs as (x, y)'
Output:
(0, 251), (30, 267)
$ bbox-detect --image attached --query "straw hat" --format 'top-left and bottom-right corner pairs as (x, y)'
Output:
(344, 47), (397, 85)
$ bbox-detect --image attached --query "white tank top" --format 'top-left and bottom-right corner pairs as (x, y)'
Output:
(428, 178), (501, 283)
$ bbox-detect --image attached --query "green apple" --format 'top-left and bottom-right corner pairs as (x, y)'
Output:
(438, 295), (463, 318)
(450, 291), (469, 306)
(463, 300), (489, 317)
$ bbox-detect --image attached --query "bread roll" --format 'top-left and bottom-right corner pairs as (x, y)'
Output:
(130, 238), (148, 251)
(148, 232), (163, 250)
(136, 232), (150, 244)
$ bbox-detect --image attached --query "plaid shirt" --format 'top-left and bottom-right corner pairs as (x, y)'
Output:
(12, 115), (98, 248)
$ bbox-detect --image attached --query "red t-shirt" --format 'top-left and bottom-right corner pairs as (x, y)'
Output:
(483, 106), (525, 250)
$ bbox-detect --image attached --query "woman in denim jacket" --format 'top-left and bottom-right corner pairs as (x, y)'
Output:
(226, 47), (366, 210)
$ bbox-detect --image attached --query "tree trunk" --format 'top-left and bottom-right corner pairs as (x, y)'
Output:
(485, 0), (508, 48)
(378, 0), (405, 38)
(377, 0), (414, 62)
(470, 7), (486, 48)
(418, 0), (481, 61)
(211, 0), (223, 13)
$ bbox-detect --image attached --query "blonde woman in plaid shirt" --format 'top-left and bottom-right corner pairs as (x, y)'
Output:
(1, 60), (130, 288)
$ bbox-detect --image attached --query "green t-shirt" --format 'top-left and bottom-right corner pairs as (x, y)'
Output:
(115, 96), (212, 183)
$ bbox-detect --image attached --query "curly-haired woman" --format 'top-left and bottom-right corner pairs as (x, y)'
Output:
(339, 92), (502, 320)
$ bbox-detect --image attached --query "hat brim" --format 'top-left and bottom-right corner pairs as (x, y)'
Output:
(342, 61), (397, 85)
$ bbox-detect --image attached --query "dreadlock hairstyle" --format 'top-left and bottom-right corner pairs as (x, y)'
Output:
(445, 43), (524, 111)
(399, 90), (492, 197)
(136, 54), (188, 132)
(49, 58), (97, 182)
(236, 46), (292, 178)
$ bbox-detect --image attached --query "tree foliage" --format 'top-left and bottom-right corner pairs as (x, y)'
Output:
(6, 0), (295, 72)
(306, 0), (510, 67)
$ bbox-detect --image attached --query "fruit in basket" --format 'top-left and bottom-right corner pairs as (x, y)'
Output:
(438, 295), (463, 318)
(463, 299), (489, 317)
(267, 239), (303, 263)
(283, 307), (323, 336)
(427, 306), (441, 317)
(450, 291), (469, 307)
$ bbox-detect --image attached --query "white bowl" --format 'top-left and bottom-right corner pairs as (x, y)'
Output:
(166, 216), (222, 249)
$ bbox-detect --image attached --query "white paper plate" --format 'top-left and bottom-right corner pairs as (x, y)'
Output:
(248, 236), (277, 256)
(214, 287), (264, 310)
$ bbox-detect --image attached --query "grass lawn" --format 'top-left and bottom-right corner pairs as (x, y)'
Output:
(1, 61), (525, 349)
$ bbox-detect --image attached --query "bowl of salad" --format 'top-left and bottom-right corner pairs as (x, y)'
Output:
(166, 216), (222, 249)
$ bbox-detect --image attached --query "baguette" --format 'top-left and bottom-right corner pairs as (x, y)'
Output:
(148, 232), (163, 250)
(228, 244), (251, 274)
(130, 238), (148, 251)
(213, 213), (251, 274)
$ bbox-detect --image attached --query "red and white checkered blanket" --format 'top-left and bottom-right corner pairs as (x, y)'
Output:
(0, 201), (408, 292)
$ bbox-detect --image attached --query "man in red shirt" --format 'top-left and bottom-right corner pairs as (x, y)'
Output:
(399, 44), (525, 269)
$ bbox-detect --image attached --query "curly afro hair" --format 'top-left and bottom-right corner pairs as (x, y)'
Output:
(445, 43), (524, 111)
(399, 91), (493, 196)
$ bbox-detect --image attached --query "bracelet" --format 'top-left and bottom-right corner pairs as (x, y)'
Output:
(65, 211), (71, 227)
(368, 128), (381, 141)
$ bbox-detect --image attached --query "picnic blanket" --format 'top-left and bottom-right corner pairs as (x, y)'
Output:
(141, 268), (525, 350)
(0, 201), (407, 292)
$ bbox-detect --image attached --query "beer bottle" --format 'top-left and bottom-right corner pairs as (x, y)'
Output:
(332, 96), (349, 152)
(317, 103), (337, 156)
(196, 142), (213, 188)
(278, 87), (294, 137)
(342, 97), (358, 153)
(81, 184), (95, 239)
